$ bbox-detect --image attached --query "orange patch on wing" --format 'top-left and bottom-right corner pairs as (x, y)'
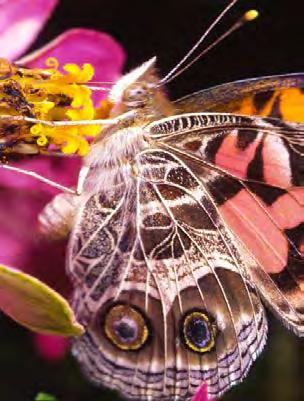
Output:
(279, 88), (304, 123)
(234, 88), (304, 122)
(236, 97), (257, 115)
(236, 93), (278, 117)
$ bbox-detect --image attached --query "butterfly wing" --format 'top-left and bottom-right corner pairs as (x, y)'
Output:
(174, 73), (304, 122)
(147, 112), (304, 334)
(68, 75), (303, 399)
(68, 151), (267, 400)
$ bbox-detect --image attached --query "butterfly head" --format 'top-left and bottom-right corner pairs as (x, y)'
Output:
(109, 57), (174, 118)
(109, 57), (157, 106)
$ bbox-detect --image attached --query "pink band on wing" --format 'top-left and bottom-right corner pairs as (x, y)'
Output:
(220, 189), (288, 274)
(215, 130), (262, 179)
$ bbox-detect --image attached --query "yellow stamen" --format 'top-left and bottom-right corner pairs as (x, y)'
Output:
(0, 57), (112, 156)
(36, 135), (48, 147)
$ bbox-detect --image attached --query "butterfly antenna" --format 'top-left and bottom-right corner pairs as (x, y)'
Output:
(159, 0), (240, 85)
(163, 9), (259, 85)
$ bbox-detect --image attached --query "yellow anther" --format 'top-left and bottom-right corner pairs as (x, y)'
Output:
(0, 56), (102, 157)
(77, 63), (95, 83)
(30, 124), (43, 136)
(61, 138), (79, 155)
(37, 135), (48, 147)
(63, 63), (81, 75)
(244, 9), (259, 21)
(76, 139), (90, 157)
(71, 96), (84, 108)
(34, 101), (55, 116)
(46, 57), (59, 72)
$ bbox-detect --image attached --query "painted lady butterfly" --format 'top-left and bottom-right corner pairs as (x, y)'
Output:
(37, 2), (304, 400)
(58, 58), (303, 400)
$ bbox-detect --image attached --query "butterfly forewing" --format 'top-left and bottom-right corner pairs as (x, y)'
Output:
(175, 73), (304, 123)
(147, 112), (304, 334)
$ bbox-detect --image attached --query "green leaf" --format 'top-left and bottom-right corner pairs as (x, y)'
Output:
(0, 264), (84, 336)
(35, 393), (57, 401)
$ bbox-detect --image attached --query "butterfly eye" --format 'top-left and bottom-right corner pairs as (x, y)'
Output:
(182, 310), (217, 353)
(103, 303), (149, 351)
(123, 83), (149, 107)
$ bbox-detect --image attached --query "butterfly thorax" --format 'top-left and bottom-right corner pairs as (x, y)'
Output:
(83, 124), (146, 193)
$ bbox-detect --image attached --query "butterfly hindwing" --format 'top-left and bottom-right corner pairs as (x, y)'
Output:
(147, 112), (304, 334)
(68, 147), (268, 399)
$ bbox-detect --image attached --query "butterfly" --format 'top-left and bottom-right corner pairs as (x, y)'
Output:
(34, 56), (302, 400)
(32, 4), (303, 401)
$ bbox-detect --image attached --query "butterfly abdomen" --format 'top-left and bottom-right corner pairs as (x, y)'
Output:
(39, 193), (81, 239)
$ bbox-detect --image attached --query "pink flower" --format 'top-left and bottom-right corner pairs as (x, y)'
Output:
(34, 333), (70, 361)
(192, 384), (210, 401)
(0, 0), (125, 360)
(0, 0), (58, 61)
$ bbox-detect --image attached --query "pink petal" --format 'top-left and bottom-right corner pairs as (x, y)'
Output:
(0, 29), (125, 360)
(0, 0), (58, 60)
(0, 156), (80, 294)
(0, 157), (78, 363)
(0, 156), (81, 193)
(19, 28), (125, 102)
(192, 384), (210, 401)
(34, 333), (69, 361)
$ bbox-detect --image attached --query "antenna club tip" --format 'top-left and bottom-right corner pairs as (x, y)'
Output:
(244, 9), (259, 21)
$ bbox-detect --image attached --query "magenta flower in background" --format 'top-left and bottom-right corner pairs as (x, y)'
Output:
(0, 0), (125, 361)
(193, 385), (210, 401)
(0, 0), (58, 61)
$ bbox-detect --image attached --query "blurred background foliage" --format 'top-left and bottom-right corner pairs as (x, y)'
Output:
(0, 0), (303, 400)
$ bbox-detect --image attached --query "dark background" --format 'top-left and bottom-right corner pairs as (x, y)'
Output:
(1, 1), (304, 401)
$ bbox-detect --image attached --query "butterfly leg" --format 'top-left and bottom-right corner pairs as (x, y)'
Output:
(76, 165), (89, 195)
(38, 192), (82, 240)
(0, 163), (76, 194)
(0, 110), (136, 127)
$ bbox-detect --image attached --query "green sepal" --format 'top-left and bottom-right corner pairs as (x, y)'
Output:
(35, 393), (57, 401)
(0, 264), (84, 336)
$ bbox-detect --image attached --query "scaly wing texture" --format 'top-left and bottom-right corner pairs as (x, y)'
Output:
(67, 148), (267, 400)
(148, 112), (304, 334)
